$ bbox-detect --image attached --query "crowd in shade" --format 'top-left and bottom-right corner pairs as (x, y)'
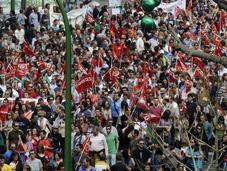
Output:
(0, 0), (226, 170)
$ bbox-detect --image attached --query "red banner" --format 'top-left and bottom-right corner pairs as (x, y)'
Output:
(75, 74), (94, 93)
(15, 63), (29, 78)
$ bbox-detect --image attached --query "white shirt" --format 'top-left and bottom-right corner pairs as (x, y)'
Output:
(15, 29), (25, 44)
(136, 37), (144, 53)
(89, 133), (108, 156)
(218, 67), (227, 78)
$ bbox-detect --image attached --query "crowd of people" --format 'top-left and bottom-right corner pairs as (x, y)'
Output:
(0, 0), (227, 170)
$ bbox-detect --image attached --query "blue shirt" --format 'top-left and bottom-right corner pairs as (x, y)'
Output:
(111, 99), (122, 118)
(78, 166), (96, 171)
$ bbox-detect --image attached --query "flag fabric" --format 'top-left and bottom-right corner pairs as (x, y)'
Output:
(218, 11), (224, 32)
(214, 46), (222, 56)
(210, 22), (218, 33)
(186, 0), (193, 12)
(180, 101), (187, 113)
(85, 13), (95, 23)
(168, 70), (177, 83)
(110, 21), (118, 38)
(184, 80), (192, 93)
(0, 104), (10, 122)
(75, 74), (94, 93)
(143, 113), (160, 124)
(213, 34), (221, 46)
(82, 137), (90, 155)
(23, 42), (34, 56)
(175, 6), (182, 18)
(15, 63), (29, 78)
(175, 58), (188, 72)
(192, 57), (205, 70)
(193, 67), (203, 79)
(5, 63), (15, 79)
(201, 32), (210, 46)
(103, 67), (119, 83)
(112, 43), (129, 60)
(0, 61), (6, 75)
(24, 111), (34, 120)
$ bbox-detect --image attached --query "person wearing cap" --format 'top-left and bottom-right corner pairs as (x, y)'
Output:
(25, 150), (43, 171)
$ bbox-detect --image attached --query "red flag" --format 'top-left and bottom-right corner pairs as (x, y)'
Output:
(0, 104), (10, 122)
(180, 101), (187, 114)
(143, 113), (160, 124)
(210, 22), (218, 33)
(37, 61), (46, 70)
(213, 34), (221, 46)
(137, 96), (150, 112)
(23, 43), (34, 56)
(103, 67), (119, 83)
(201, 32), (210, 46)
(175, 58), (188, 72)
(186, 0), (193, 12)
(214, 46), (222, 56)
(24, 111), (34, 120)
(15, 63), (29, 78)
(192, 57), (205, 70)
(0, 62), (6, 75)
(75, 74), (94, 93)
(82, 137), (90, 155)
(218, 11), (224, 32)
(112, 43), (129, 60)
(175, 6), (181, 18)
(168, 70), (177, 83)
(193, 67), (203, 79)
(5, 63), (15, 79)
(110, 21), (118, 38)
(184, 80), (192, 93)
(85, 13), (95, 23)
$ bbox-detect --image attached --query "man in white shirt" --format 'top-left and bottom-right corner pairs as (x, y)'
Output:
(169, 96), (180, 119)
(136, 31), (144, 54)
(89, 126), (108, 158)
(14, 25), (25, 44)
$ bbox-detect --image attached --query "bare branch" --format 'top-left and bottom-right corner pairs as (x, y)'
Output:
(167, 27), (227, 65)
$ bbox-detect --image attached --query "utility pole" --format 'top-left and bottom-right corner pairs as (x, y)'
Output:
(55, 0), (72, 170)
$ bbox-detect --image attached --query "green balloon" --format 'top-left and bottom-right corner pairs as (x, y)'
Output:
(142, 0), (157, 12)
(141, 16), (156, 31)
(154, 0), (161, 6)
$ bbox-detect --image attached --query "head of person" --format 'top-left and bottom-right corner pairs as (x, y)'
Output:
(13, 121), (20, 130)
(92, 126), (99, 136)
(81, 157), (91, 168)
(106, 125), (111, 134)
(138, 139), (145, 150)
(29, 150), (37, 160)
(0, 154), (5, 166)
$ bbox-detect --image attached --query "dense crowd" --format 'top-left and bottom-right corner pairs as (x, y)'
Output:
(0, 0), (227, 170)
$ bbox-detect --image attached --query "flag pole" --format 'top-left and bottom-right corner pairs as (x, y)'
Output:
(55, 0), (72, 171)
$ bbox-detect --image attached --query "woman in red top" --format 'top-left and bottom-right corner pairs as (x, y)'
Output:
(38, 130), (53, 161)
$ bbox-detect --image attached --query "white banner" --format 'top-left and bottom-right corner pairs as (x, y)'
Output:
(156, 0), (186, 15)
(49, 5), (87, 27)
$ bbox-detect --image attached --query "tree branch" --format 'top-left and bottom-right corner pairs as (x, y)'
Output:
(167, 27), (227, 65)
(213, 0), (227, 10)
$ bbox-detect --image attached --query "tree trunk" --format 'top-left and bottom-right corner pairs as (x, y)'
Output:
(42, 0), (45, 9)
(21, 0), (26, 10)
(168, 27), (227, 65)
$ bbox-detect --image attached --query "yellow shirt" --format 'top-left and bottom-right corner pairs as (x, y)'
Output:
(1, 164), (12, 171)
